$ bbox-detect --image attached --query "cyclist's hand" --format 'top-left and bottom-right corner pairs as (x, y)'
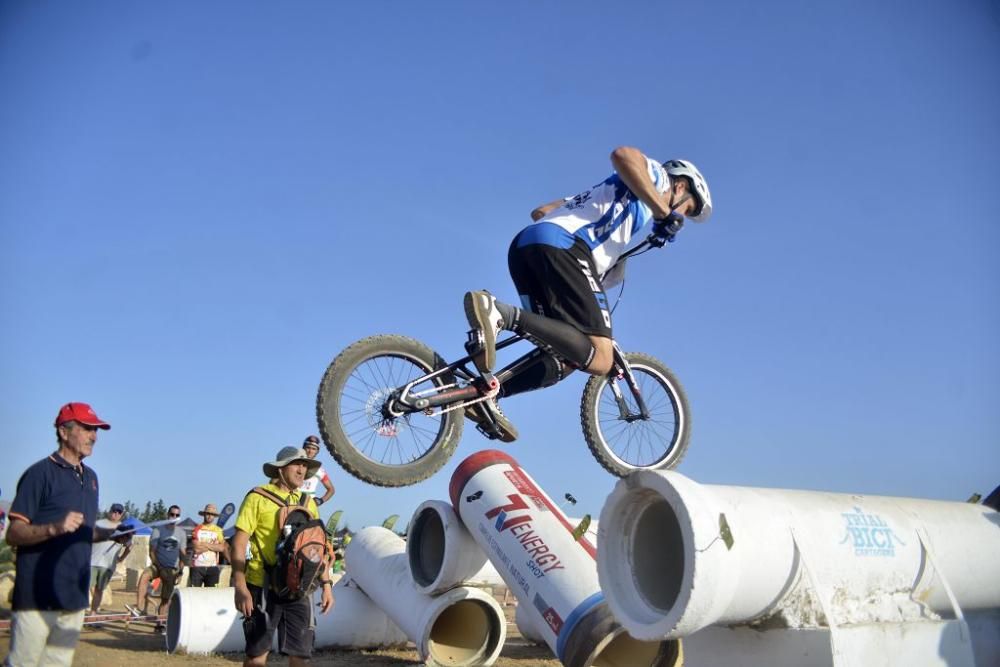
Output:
(652, 212), (685, 244)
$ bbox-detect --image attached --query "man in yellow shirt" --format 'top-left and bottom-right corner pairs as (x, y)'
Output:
(232, 447), (334, 667)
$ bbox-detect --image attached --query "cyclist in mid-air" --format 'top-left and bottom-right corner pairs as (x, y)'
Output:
(464, 146), (713, 442)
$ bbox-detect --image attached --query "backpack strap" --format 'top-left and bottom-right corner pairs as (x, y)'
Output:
(250, 486), (290, 507)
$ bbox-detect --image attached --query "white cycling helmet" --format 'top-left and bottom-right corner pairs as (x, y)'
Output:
(663, 159), (713, 222)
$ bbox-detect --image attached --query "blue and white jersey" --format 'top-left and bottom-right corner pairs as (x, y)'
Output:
(520, 156), (670, 282)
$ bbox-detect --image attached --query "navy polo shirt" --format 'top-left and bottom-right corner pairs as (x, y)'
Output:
(9, 453), (99, 611)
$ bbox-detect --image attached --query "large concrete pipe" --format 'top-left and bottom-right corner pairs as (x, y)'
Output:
(515, 599), (546, 645)
(449, 449), (681, 667)
(408, 499), (503, 595)
(165, 576), (407, 654)
(598, 469), (1000, 643)
(345, 526), (506, 667)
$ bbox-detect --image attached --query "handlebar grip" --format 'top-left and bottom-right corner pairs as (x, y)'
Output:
(652, 211), (685, 242)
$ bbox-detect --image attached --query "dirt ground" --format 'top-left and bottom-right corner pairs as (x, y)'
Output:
(0, 583), (560, 667)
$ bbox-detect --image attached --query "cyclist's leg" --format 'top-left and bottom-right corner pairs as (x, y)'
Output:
(497, 347), (573, 399)
(504, 238), (612, 375)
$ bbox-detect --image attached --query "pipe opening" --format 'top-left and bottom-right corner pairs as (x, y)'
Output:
(166, 593), (182, 653)
(409, 508), (445, 588)
(633, 496), (684, 613)
(592, 631), (682, 667)
(427, 599), (502, 666)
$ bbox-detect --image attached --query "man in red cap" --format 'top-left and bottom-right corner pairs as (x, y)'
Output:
(4, 402), (123, 667)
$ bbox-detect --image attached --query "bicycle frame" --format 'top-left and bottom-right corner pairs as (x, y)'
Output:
(383, 214), (684, 420)
(385, 335), (652, 423)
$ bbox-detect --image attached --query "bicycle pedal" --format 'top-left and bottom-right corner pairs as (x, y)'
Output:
(474, 423), (502, 441)
(464, 329), (485, 356)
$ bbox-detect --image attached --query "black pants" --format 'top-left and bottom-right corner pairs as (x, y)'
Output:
(188, 566), (220, 587)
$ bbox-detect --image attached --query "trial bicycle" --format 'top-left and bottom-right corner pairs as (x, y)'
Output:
(316, 215), (693, 487)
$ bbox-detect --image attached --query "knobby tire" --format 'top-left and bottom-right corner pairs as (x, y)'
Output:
(316, 335), (463, 487)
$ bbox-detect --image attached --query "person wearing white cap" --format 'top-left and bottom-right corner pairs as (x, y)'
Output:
(231, 446), (334, 667)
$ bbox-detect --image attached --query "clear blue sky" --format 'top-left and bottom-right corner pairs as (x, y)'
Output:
(2, 1), (998, 530)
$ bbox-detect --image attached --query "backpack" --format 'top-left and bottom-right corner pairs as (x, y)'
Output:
(250, 487), (334, 600)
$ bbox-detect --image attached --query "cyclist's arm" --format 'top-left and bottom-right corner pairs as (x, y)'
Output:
(531, 199), (566, 221)
(610, 146), (672, 219)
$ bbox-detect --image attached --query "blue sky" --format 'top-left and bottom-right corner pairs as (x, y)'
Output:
(2, 1), (998, 530)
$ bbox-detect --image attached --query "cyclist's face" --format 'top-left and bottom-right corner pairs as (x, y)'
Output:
(670, 181), (699, 217)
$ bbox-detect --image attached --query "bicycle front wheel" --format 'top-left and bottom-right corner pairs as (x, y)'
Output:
(316, 335), (464, 487)
(580, 352), (691, 477)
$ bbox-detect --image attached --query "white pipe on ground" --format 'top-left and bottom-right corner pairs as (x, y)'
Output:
(515, 600), (546, 645)
(165, 576), (407, 654)
(598, 469), (1000, 641)
(346, 526), (506, 667)
(408, 499), (501, 595)
(449, 449), (681, 667)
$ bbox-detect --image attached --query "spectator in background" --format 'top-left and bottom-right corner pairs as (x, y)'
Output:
(4, 402), (120, 667)
(299, 435), (335, 508)
(89, 503), (132, 613)
(128, 504), (186, 632)
(190, 503), (228, 587)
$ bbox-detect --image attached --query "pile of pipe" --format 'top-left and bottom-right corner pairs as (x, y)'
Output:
(596, 469), (1000, 667)
(411, 449), (683, 667)
(166, 449), (999, 666)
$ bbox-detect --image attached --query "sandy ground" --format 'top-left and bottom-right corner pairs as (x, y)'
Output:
(0, 583), (561, 666)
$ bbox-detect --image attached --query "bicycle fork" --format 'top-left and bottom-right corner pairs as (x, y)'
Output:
(608, 342), (651, 422)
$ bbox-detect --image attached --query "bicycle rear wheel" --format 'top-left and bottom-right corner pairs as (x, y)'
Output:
(580, 352), (691, 477)
(316, 335), (464, 487)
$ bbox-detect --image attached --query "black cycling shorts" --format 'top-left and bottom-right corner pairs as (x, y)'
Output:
(508, 234), (613, 339)
(243, 584), (315, 658)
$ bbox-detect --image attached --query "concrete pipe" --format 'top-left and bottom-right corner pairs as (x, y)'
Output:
(408, 499), (502, 595)
(598, 469), (1000, 640)
(165, 576), (407, 654)
(515, 600), (546, 645)
(450, 449), (681, 667)
(346, 526), (506, 667)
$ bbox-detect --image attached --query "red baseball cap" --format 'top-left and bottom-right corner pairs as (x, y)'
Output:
(54, 402), (111, 430)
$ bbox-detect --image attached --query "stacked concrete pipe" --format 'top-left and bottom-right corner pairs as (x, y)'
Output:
(449, 449), (682, 667)
(346, 526), (507, 667)
(598, 469), (1000, 666)
(165, 575), (407, 654)
(407, 499), (504, 595)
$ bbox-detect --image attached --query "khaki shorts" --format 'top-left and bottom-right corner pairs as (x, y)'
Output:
(143, 563), (182, 601)
(7, 608), (86, 667)
(90, 566), (114, 592)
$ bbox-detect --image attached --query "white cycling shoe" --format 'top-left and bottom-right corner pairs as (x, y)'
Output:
(463, 290), (505, 373)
